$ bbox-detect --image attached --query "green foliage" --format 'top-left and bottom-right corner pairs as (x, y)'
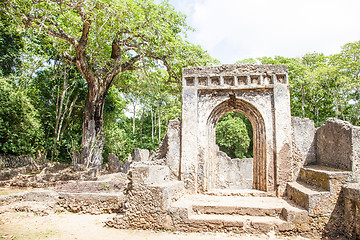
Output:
(103, 122), (129, 161)
(0, 9), (23, 76)
(7, 0), (216, 82)
(216, 112), (251, 159)
(256, 50), (360, 127)
(0, 77), (44, 155)
(235, 58), (259, 64)
(100, 68), (186, 162)
(29, 61), (86, 162)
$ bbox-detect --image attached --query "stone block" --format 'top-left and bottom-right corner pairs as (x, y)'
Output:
(132, 148), (149, 162)
(132, 164), (170, 185)
(107, 153), (121, 173)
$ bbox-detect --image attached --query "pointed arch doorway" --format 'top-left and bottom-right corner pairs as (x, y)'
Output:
(207, 96), (266, 191)
(180, 64), (293, 196)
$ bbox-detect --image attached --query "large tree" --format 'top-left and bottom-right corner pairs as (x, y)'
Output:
(6, 0), (214, 168)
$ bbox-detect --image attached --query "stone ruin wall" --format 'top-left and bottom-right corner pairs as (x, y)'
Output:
(215, 151), (253, 189)
(291, 117), (316, 180)
(182, 64), (292, 196)
(291, 117), (360, 237)
(292, 117), (360, 181)
(316, 118), (360, 179)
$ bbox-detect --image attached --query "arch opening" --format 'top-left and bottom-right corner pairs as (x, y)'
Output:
(216, 111), (253, 159)
(214, 111), (254, 190)
(206, 98), (267, 191)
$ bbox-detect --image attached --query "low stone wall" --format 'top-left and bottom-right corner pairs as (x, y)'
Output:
(58, 192), (125, 214)
(215, 151), (253, 189)
(0, 155), (37, 169)
(107, 181), (184, 230)
(316, 118), (360, 175)
(106, 162), (185, 230)
(0, 180), (126, 215)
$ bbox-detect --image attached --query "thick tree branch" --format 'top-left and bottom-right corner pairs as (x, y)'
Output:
(63, 52), (76, 65)
(111, 38), (122, 60)
(23, 14), (77, 46)
(104, 55), (142, 92)
(121, 55), (142, 71)
(79, 21), (91, 47)
(144, 50), (180, 83)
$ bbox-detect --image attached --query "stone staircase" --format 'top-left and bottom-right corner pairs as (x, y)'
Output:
(287, 165), (355, 216)
(169, 194), (308, 234)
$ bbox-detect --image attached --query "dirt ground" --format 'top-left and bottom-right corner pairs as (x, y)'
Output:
(0, 211), (315, 240)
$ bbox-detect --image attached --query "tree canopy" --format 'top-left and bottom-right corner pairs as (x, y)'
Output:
(239, 47), (360, 127)
(5, 0), (216, 168)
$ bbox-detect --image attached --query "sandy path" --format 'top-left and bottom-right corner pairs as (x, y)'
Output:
(0, 212), (313, 240)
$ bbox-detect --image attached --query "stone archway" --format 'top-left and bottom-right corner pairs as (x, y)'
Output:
(207, 97), (266, 191)
(181, 64), (293, 196)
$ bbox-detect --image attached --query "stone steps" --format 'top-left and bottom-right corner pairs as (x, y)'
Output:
(287, 165), (354, 216)
(300, 165), (354, 193)
(286, 181), (331, 216)
(170, 194), (307, 233)
(205, 188), (273, 197)
(188, 214), (291, 233)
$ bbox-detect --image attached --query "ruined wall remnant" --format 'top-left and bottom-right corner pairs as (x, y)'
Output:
(215, 150), (253, 189)
(316, 118), (360, 178)
(0, 155), (37, 169)
(291, 117), (316, 178)
(182, 64), (292, 195)
(155, 119), (181, 179)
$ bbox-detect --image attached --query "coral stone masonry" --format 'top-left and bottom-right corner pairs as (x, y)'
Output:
(181, 64), (292, 195)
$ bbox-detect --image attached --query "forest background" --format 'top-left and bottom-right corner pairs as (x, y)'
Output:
(1, 0), (359, 165)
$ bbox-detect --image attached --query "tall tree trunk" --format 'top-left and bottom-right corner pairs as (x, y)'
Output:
(301, 84), (305, 118)
(151, 107), (154, 142)
(81, 81), (107, 169)
(139, 110), (144, 142)
(132, 104), (136, 135)
(158, 107), (161, 143)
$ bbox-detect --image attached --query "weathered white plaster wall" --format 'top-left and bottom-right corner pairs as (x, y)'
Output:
(181, 64), (292, 196)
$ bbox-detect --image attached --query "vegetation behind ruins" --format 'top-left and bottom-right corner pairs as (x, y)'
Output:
(0, 0), (359, 164)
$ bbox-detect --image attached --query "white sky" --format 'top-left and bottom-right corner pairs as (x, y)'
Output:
(169, 0), (360, 64)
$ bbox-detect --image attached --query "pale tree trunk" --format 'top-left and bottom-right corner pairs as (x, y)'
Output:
(132, 104), (136, 135)
(151, 107), (154, 142)
(158, 107), (161, 143)
(301, 84), (305, 118)
(81, 81), (107, 169)
(139, 110), (144, 142)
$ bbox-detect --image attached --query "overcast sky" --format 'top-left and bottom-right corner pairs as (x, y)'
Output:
(168, 0), (360, 64)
